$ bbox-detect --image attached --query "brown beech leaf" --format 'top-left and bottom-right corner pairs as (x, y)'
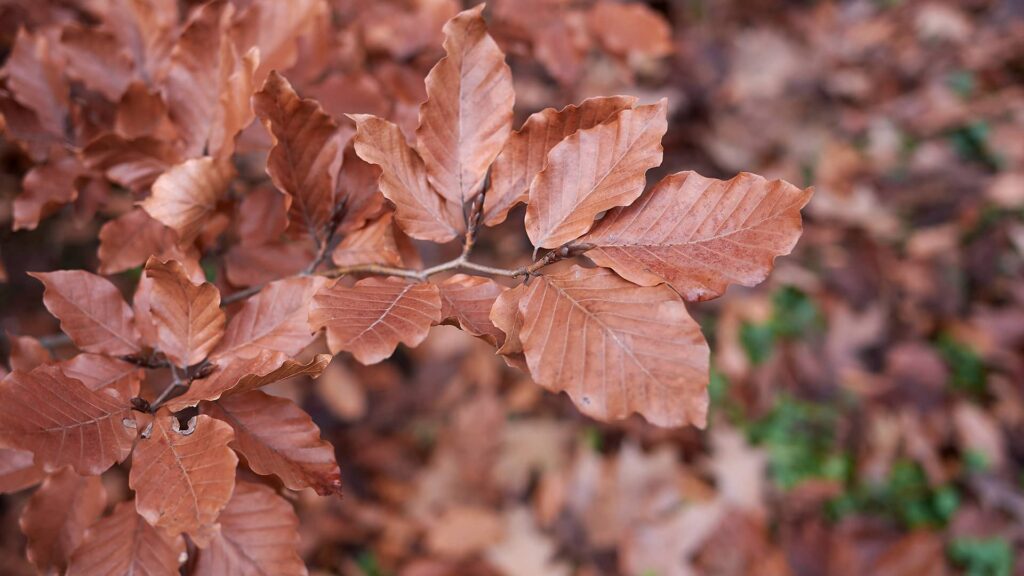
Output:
(2, 29), (68, 139)
(166, 353), (330, 412)
(14, 151), (84, 231)
(140, 156), (236, 244)
(350, 114), (463, 242)
(212, 276), (321, 361)
(310, 277), (442, 364)
(586, 1), (673, 59)
(517, 266), (709, 427)
(332, 212), (404, 268)
(66, 501), (186, 576)
(97, 208), (179, 275)
(0, 365), (137, 475)
(236, 185), (288, 246)
(194, 481), (306, 575)
(59, 25), (134, 101)
(115, 83), (177, 141)
(57, 354), (143, 400)
(130, 412), (237, 543)
(81, 134), (180, 191)
(525, 100), (667, 248)
(225, 241), (314, 288)
(416, 4), (514, 205)
(336, 144), (387, 234)
(582, 171), (814, 301)
(20, 467), (106, 574)
(210, 46), (260, 159)
(205, 390), (341, 495)
(489, 283), (529, 370)
(485, 96), (637, 226)
(145, 258), (226, 367)
(253, 71), (348, 242)
(231, 0), (324, 86)
(30, 270), (141, 355)
(438, 274), (507, 346)
(0, 448), (45, 493)
(6, 333), (51, 372)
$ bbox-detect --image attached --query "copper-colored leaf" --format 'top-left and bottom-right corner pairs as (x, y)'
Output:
(194, 481), (306, 575)
(6, 333), (51, 372)
(586, 1), (673, 59)
(206, 390), (341, 495)
(210, 46), (260, 159)
(20, 467), (106, 574)
(59, 25), (134, 101)
(225, 241), (313, 288)
(310, 277), (442, 364)
(66, 501), (186, 576)
(57, 354), (143, 400)
(0, 448), (45, 494)
(235, 185), (288, 246)
(144, 258), (226, 367)
(525, 100), (667, 248)
(0, 365), (136, 475)
(115, 82), (177, 140)
(81, 134), (179, 191)
(253, 71), (347, 242)
(489, 283), (529, 370)
(331, 211), (404, 267)
(336, 144), (387, 234)
(1, 29), (68, 139)
(14, 152), (84, 231)
(350, 114), (463, 242)
(582, 171), (814, 301)
(438, 274), (507, 346)
(212, 276), (321, 361)
(485, 96), (637, 226)
(129, 412), (237, 542)
(97, 208), (179, 275)
(231, 0), (324, 86)
(166, 353), (330, 412)
(517, 266), (708, 427)
(30, 270), (141, 355)
(140, 156), (235, 243)
(416, 4), (514, 205)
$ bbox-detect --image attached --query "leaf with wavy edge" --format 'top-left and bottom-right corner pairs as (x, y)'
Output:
(350, 114), (463, 243)
(253, 71), (348, 241)
(212, 276), (322, 361)
(485, 96), (637, 226)
(417, 4), (514, 205)
(206, 390), (341, 495)
(438, 274), (507, 346)
(30, 270), (141, 356)
(525, 100), (667, 248)
(310, 277), (442, 365)
(489, 283), (529, 371)
(582, 171), (814, 301)
(165, 353), (330, 412)
(145, 257), (226, 367)
(194, 481), (306, 575)
(129, 412), (237, 544)
(66, 500), (185, 576)
(140, 156), (235, 243)
(58, 354), (143, 399)
(332, 211), (404, 268)
(0, 365), (137, 475)
(517, 266), (709, 427)
(6, 332), (51, 372)
(98, 208), (179, 275)
(20, 467), (106, 574)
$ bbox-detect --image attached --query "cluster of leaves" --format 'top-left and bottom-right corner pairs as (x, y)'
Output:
(0, 1), (811, 574)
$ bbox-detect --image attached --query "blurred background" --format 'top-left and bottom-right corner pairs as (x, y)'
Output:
(1, 0), (1023, 574)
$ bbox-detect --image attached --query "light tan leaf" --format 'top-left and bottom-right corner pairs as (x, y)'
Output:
(145, 258), (226, 367)
(30, 270), (141, 355)
(485, 96), (637, 226)
(194, 481), (306, 575)
(517, 266), (708, 427)
(212, 277), (321, 361)
(230, 0), (324, 86)
(253, 71), (348, 241)
(582, 171), (813, 301)
(206, 390), (341, 495)
(129, 412), (237, 543)
(14, 151), (84, 231)
(525, 100), (667, 248)
(0, 448), (44, 494)
(97, 208), (179, 275)
(6, 333), (51, 372)
(331, 211), (404, 268)
(20, 467), (107, 574)
(350, 114), (463, 242)
(57, 354), (143, 400)
(0, 365), (137, 475)
(416, 4), (514, 205)
(140, 156), (235, 243)
(586, 1), (673, 59)
(166, 353), (330, 411)
(66, 500), (186, 576)
(59, 25), (134, 101)
(310, 277), (442, 364)
(438, 274), (507, 346)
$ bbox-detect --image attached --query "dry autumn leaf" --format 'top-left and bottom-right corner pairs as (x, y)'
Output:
(30, 270), (141, 355)
(438, 274), (507, 346)
(144, 257), (226, 367)
(19, 467), (106, 574)
(129, 412), (237, 543)
(211, 276), (321, 361)
(582, 171), (814, 301)
(66, 501), (186, 576)
(0, 448), (45, 494)
(140, 156), (236, 244)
